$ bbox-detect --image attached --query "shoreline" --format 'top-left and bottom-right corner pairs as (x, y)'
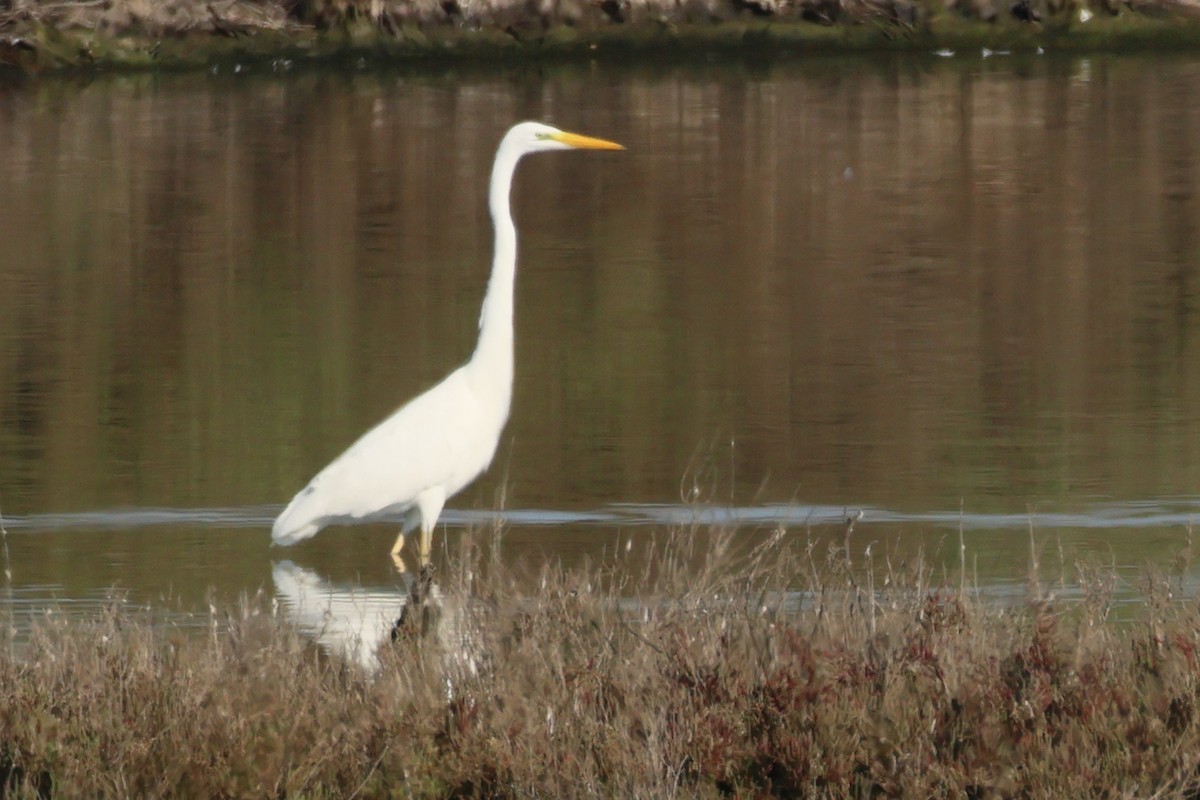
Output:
(4, 2), (1200, 75)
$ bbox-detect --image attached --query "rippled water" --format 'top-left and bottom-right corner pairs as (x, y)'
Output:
(4, 54), (1200, 629)
(7, 497), (1200, 533)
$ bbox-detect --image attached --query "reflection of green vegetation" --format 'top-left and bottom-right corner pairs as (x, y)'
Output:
(6, 534), (1200, 797)
(5, 58), (1200, 599)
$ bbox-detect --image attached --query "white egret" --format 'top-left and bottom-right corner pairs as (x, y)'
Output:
(272, 121), (624, 564)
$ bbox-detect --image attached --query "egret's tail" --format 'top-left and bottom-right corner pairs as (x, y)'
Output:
(271, 518), (321, 546)
(272, 487), (324, 546)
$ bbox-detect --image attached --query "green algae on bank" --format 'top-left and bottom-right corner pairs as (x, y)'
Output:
(5, 0), (1200, 75)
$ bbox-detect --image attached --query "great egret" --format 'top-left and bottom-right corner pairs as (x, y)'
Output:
(272, 121), (624, 564)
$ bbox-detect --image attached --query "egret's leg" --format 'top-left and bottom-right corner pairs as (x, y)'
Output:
(390, 530), (405, 556)
(419, 526), (433, 565)
(414, 486), (447, 567)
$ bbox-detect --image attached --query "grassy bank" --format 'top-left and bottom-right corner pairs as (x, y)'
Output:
(4, 0), (1200, 75)
(3, 530), (1200, 797)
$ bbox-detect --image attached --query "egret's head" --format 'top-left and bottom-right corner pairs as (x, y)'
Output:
(506, 121), (625, 155)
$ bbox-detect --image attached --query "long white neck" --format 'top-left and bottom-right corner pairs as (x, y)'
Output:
(468, 135), (521, 395)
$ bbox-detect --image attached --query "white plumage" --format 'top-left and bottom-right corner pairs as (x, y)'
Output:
(272, 121), (624, 563)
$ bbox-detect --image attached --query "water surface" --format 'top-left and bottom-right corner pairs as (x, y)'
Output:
(3, 54), (1200, 622)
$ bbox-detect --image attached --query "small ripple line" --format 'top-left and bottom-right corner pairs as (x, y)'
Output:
(2, 499), (1200, 534)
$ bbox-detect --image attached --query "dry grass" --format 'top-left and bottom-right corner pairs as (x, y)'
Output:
(4, 527), (1200, 798)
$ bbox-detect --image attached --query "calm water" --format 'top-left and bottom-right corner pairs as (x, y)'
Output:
(4, 54), (1200, 625)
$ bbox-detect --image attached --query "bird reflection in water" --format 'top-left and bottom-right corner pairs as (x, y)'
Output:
(271, 557), (458, 673)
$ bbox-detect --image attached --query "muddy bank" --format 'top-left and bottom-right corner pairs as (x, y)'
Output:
(3, 0), (1200, 74)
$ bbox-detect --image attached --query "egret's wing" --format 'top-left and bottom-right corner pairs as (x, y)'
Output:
(273, 367), (483, 543)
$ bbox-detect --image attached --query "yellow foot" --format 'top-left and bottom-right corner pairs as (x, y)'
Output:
(390, 530), (405, 556)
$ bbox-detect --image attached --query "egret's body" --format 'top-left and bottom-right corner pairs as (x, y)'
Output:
(272, 122), (623, 563)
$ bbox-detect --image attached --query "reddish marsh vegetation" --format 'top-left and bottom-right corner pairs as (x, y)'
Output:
(2, 530), (1200, 798)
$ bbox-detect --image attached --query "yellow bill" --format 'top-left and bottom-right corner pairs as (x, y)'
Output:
(551, 130), (625, 150)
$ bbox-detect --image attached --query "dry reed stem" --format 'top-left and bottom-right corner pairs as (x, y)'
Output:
(1, 528), (1200, 797)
